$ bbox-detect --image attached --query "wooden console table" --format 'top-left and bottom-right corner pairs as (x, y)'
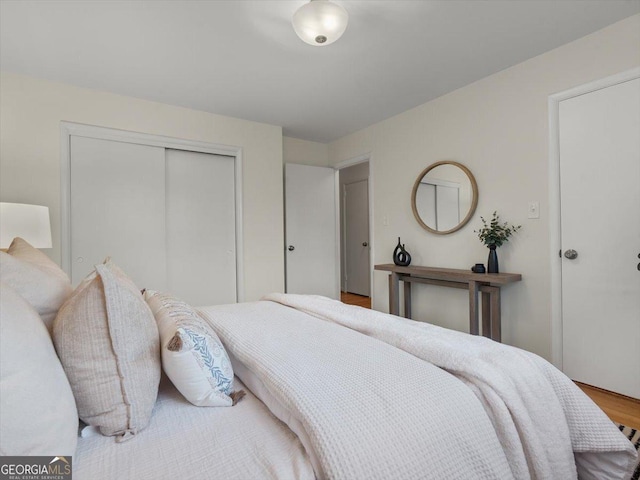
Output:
(374, 264), (522, 342)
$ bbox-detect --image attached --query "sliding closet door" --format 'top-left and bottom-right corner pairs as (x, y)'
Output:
(435, 184), (460, 232)
(165, 149), (236, 305)
(415, 183), (437, 228)
(70, 134), (238, 305)
(70, 136), (167, 289)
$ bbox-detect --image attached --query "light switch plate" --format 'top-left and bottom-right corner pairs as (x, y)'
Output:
(528, 201), (540, 219)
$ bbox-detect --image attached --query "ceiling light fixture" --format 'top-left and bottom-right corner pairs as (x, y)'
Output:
(292, 0), (349, 47)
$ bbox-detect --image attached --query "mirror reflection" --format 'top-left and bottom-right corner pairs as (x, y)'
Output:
(411, 161), (478, 234)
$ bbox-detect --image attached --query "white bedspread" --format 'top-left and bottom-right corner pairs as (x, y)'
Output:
(263, 293), (638, 480)
(74, 376), (314, 480)
(199, 302), (515, 480)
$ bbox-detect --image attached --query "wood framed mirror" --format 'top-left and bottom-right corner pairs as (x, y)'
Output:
(411, 161), (478, 235)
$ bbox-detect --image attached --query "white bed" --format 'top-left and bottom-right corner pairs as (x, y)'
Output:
(1, 240), (637, 480)
(73, 295), (637, 480)
(74, 376), (314, 480)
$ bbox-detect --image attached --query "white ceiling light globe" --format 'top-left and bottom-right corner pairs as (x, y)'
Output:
(292, 0), (349, 46)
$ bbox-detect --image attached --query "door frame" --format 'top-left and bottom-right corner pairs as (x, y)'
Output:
(547, 67), (640, 369)
(334, 153), (374, 300)
(60, 121), (245, 301)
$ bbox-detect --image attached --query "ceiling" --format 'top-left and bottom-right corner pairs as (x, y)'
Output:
(1, 1), (638, 143)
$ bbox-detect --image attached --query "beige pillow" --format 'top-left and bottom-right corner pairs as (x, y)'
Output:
(0, 237), (72, 330)
(0, 283), (78, 456)
(53, 259), (160, 442)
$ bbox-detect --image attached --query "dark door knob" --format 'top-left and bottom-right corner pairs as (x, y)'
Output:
(362, 242), (368, 247)
(564, 249), (578, 260)
(288, 245), (295, 252)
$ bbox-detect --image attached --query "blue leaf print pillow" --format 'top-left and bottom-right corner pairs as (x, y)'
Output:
(144, 291), (244, 407)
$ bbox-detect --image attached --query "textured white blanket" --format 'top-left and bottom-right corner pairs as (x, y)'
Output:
(263, 293), (638, 480)
(74, 376), (314, 480)
(199, 301), (515, 480)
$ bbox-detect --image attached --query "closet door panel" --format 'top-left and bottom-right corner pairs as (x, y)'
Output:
(165, 149), (236, 306)
(70, 136), (167, 289)
(415, 183), (436, 228)
(435, 185), (460, 232)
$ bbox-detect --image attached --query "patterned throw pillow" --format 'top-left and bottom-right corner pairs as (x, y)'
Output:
(144, 290), (243, 407)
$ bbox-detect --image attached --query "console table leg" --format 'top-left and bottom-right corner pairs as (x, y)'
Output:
(403, 281), (412, 319)
(491, 287), (501, 342)
(389, 273), (400, 316)
(469, 280), (479, 335)
(481, 291), (491, 338)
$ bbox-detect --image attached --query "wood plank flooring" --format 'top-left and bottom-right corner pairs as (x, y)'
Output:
(577, 382), (640, 429)
(340, 291), (371, 309)
(339, 293), (640, 429)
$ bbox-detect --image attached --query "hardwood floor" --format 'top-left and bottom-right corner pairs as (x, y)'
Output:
(577, 382), (640, 429)
(340, 291), (371, 309)
(339, 293), (640, 429)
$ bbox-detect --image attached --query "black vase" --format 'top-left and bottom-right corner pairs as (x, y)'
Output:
(487, 244), (499, 274)
(393, 237), (412, 266)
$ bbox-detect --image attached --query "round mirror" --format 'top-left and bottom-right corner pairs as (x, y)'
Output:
(411, 161), (478, 235)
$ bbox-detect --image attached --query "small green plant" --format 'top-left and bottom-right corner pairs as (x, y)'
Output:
(475, 211), (521, 248)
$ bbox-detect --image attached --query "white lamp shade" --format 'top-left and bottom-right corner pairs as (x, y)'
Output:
(292, 0), (348, 46)
(0, 203), (53, 248)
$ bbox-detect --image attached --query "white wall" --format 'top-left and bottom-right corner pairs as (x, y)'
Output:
(283, 136), (329, 167)
(328, 15), (640, 360)
(0, 72), (284, 301)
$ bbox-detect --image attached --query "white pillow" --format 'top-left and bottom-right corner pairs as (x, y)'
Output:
(53, 259), (160, 441)
(0, 237), (72, 330)
(144, 290), (239, 407)
(0, 283), (78, 456)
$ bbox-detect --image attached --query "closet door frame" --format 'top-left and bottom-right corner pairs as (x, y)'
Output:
(60, 121), (244, 301)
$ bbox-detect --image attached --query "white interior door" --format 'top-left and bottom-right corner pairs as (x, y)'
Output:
(165, 149), (236, 306)
(559, 77), (640, 398)
(70, 136), (167, 289)
(345, 180), (370, 296)
(285, 163), (338, 299)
